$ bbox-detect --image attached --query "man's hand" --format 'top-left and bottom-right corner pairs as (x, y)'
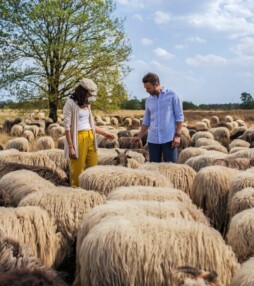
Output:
(130, 136), (141, 144)
(172, 135), (181, 148)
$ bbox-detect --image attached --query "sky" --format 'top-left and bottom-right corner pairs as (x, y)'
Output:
(113, 0), (254, 105)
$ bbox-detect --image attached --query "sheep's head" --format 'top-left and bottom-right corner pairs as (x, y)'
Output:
(113, 149), (132, 167)
(177, 266), (223, 286)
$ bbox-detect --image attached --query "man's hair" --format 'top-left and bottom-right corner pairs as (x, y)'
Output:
(70, 85), (89, 107)
(142, 73), (160, 85)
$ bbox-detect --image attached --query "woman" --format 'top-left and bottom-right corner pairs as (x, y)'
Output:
(63, 78), (114, 186)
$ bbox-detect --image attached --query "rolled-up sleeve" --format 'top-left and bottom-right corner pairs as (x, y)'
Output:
(173, 94), (184, 122)
(142, 100), (150, 126)
(63, 100), (72, 131)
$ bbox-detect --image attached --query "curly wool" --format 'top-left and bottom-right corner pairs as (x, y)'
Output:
(138, 162), (197, 196)
(6, 138), (29, 152)
(37, 136), (55, 150)
(107, 186), (194, 206)
(19, 187), (106, 242)
(191, 132), (214, 145)
(177, 147), (208, 164)
(77, 216), (239, 286)
(227, 208), (254, 263)
(0, 206), (63, 268)
(0, 170), (55, 206)
(79, 165), (172, 196)
(191, 166), (239, 235)
(230, 257), (254, 286)
(229, 187), (254, 218)
(229, 139), (250, 150)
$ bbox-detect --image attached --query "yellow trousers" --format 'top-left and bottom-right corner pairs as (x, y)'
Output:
(70, 130), (98, 187)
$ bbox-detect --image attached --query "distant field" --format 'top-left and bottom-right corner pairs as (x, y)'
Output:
(1, 108), (254, 126)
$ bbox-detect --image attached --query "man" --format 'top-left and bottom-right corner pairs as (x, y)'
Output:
(131, 72), (184, 163)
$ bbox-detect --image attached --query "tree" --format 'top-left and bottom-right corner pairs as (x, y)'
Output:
(0, 0), (131, 121)
(240, 92), (253, 103)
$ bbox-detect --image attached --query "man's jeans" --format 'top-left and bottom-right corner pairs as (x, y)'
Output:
(148, 141), (177, 163)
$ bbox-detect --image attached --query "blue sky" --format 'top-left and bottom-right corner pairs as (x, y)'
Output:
(114, 0), (254, 105)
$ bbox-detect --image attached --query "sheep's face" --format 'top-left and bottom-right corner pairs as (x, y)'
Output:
(113, 149), (132, 167)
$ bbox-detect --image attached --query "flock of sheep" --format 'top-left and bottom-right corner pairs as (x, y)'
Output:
(0, 111), (254, 285)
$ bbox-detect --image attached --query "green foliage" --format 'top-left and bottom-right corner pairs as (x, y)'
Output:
(182, 101), (198, 110)
(240, 92), (253, 103)
(0, 0), (132, 121)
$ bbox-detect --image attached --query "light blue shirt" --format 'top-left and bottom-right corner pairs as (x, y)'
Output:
(142, 88), (184, 144)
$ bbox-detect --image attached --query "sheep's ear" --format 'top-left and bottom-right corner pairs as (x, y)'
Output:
(115, 149), (120, 154)
(127, 155), (132, 159)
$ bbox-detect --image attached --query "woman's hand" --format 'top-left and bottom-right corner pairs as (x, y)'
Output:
(104, 133), (115, 141)
(69, 146), (77, 159)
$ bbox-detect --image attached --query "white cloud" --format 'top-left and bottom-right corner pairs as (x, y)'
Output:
(116, 0), (144, 8)
(153, 48), (175, 60)
(187, 36), (207, 43)
(231, 37), (254, 56)
(187, 0), (254, 38)
(154, 11), (171, 24)
(174, 44), (187, 49)
(186, 54), (228, 66)
(133, 13), (143, 22)
(141, 38), (154, 46)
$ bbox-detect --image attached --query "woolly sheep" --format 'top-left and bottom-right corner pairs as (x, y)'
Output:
(209, 127), (230, 143)
(210, 115), (219, 126)
(131, 118), (140, 128)
(57, 136), (65, 149)
(0, 170), (55, 206)
(49, 126), (65, 140)
(200, 144), (228, 154)
(195, 138), (222, 148)
(201, 118), (211, 128)
(218, 121), (234, 131)
(139, 162), (197, 196)
(195, 121), (208, 131)
(107, 186), (194, 206)
(177, 147), (208, 164)
(0, 149), (57, 170)
(0, 206), (63, 267)
(79, 165), (172, 195)
(0, 186), (11, 207)
(185, 151), (227, 172)
(77, 216), (239, 286)
(229, 139), (250, 150)
(230, 126), (247, 140)
(110, 117), (118, 126)
(238, 128), (254, 143)
(46, 122), (60, 134)
(229, 147), (248, 154)
(227, 208), (254, 263)
(191, 131), (214, 145)
(123, 117), (132, 127)
(19, 187), (106, 242)
(229, 187), (254, 218)
(225, 115), (233, 122)
(24, 125), (39, 137)
(118, 136), (143, 149)
(10, 124), (23, 137)
(227, 148), (254, 160)
(230, 257), (254, 286)
(3, 118), (21, 133)
(0, 235), (57, 275)
(23, 130), (35, 142)
(98, 137), (119, 148)
(191, 165), (239, 235)
(117, 130), (132, 138)
(6, 137), (29, 152)
(38, 126), (45, 136)
(228, 168), (254, 204)
(212, 157), (254, 170)
(37, 136), (55, 150)
(236, 119), (247, 127)
(102, 116), (111, 124)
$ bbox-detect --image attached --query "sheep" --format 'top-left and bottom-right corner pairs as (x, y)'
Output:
(0, 186), (11, 207)
(139, 162), (197, 196)
(229, 147), (248, 154)
(49, 126), (65, 140)
(212, 157), (254, 170)
(110, 117), (118, 126)
(10, 124), (23, 137)
(0, 235), (58, 275)
(79, 165), (172, 196)
(177, 147), (208, 164)
(236, 119), (247, 127)
(227, 208), (254, 263)
(0, 161), (68, 186)
(210, 115), (219, 127)
(177, 266), (222, 286)
(19, 187), (106, 242)
(230, 257), (254, 286)
(3, 118), (22, 133)
(24, 125), (39, 137)
(195, 121), (208, 131)
(228, 168), (254, 204)
(201, 118), (211, 128)
(0, 206), (63, 267)
(131, 118), (140, 128)
(238, 128), (254, 143)
(218, 121), (234, 131)
(191, 131), (214, 146)
(0, 269), (67, 286)
(57, 135), (65, 149)
(195, 138), (223, 148)
(38, 126), (45, 136)
(123, 117), (132, 127)
(117, 130), (132, 138)
(227, 148), (254, 160)
(229, 187), (254, 218)
(200, 144), (228, 154)
(230, 126), (247, 140)
(0, 170), (55, 206)
(185, 151), (227, 172)
(76, 216), (239, 286)
(209, 127), (230, 148)
(6, 137), (29, 152)
(37, 136), (55, 150)
(23, 129), (35, 142)
(225, 115), (233, 122)
(191, 165), (240, 235)
(0, 149), (57, 170)
(107, 186), (195, 207)
(98, 137), (119, 148)
(102, 116), (111, 124)
(118, 136), (143, 149)
(229, 139), (250, 150)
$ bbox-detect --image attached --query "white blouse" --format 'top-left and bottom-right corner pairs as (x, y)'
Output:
(77, 108), (91, 131)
